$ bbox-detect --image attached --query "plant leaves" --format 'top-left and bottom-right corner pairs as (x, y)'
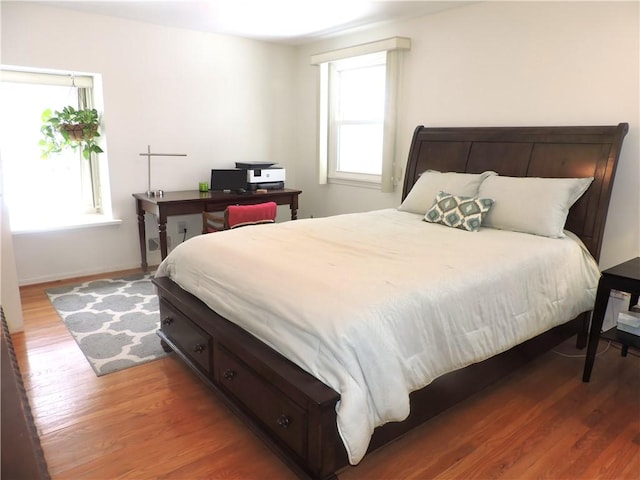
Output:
(40, 105), (102, 159)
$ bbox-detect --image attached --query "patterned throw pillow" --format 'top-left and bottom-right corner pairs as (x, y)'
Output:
(424, 191), (494, 232)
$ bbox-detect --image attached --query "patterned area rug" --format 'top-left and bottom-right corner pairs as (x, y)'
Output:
(46, 272), (168, 376)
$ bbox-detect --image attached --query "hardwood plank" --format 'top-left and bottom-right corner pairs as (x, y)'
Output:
(14, 271), (640, 479)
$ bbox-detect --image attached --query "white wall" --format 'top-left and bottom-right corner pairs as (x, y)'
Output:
(0, 78), (23, 330)
(1, 2), (297, 283)
(1, 188), (24, 332)
(295, 1), (640, 269)
(2, 1), (638, 285)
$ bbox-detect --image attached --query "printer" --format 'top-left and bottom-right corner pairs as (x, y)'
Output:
(235, 162), (285, 191)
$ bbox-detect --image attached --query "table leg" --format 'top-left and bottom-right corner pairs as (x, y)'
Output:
(136, 202), (148, 271)
(576, 312), (589, 349)
(290, 194), (299, 220)
(159, 215), (168, 261)
(582, 280), (611, 382)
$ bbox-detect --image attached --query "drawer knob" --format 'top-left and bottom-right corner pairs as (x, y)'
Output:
(193, 344), (206, 354)
(277, 414), (291, 429)
(161, 316), (173, 326)
(223, 369), (236, 380)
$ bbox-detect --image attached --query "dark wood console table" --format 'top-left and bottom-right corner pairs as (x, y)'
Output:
(582, 257), (640, 382)
(133, 188), (301, 270)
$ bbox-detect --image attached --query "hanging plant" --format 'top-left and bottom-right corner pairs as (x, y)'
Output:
(39, 106), (104, 159)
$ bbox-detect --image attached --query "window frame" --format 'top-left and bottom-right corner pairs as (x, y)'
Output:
(327, 52), (386, 187)
(312, 37), (410, 192)
(0, 66), (113, 232)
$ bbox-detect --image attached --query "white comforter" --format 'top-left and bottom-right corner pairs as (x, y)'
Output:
(156, 208), (600, 464)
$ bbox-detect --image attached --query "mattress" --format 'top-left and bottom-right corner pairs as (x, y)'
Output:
(156, 208), (600, 464)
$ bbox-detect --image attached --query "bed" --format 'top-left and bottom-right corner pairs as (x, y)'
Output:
(152, 123), (628, 479)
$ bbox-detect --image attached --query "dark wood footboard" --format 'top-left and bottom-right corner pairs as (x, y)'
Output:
(154, 276), (347, 480)
(154, 276), (586, 479)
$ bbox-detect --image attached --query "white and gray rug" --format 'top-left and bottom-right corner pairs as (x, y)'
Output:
(46, 272), (168, 376)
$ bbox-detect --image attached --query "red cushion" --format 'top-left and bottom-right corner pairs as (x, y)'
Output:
(226, 202), (277, 228)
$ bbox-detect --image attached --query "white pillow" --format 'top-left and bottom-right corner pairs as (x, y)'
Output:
(478, 176), (594, 238)
(399, 170), (497, 215)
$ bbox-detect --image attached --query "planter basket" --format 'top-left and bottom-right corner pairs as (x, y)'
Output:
(59, 123), (98, 141)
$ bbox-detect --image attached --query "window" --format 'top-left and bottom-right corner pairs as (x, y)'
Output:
(329, 52), (386, 181)
(312, 37), (410, 191)
(0, 67), (112, 232)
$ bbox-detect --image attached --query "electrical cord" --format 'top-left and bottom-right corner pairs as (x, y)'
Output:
(552, 297), (640, 358)
(552, 340), (611, 358)
(552, 300), (616, 358)
(611, 341), (640, 358)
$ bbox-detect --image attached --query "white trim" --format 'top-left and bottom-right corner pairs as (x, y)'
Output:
(314, 38), (410, 191)
(381, 49), (399, 193)
(327, 177), (382, 190)
(17, 261), (143, 286)
(318, 63), (329, 185)
(310, 37), (411, 65)
(11, 216), (122, 234)
(1, 66), (94, 87)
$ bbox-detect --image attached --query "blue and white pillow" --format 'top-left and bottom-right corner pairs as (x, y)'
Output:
(424, 191), (494, 232)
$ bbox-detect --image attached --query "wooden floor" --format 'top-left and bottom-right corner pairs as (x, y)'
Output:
(13, 269), (640, 479)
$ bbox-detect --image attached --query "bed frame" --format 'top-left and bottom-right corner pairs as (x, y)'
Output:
(153, 123), (628, 480)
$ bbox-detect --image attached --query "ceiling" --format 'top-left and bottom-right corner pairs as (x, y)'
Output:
(35, 1), (473, 44)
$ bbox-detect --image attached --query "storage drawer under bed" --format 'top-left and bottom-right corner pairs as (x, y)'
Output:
(159, 299), (212, 376)
(216, 343), (308, 459)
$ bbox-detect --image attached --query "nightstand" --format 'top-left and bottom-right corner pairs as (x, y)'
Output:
(582, 257), (640, 382)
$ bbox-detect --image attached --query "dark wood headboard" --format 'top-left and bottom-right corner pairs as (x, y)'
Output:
(401, 123), (629, 262)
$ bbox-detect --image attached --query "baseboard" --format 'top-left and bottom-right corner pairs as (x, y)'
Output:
(18, 263), (152, 287)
